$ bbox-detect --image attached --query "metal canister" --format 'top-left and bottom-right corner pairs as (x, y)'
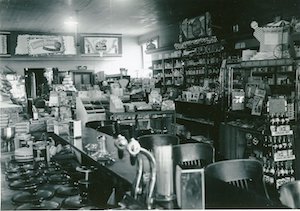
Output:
(138, 134), (179, 202)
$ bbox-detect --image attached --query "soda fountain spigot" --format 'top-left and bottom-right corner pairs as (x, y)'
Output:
(127, 138), (156, 209)
(115, 136), (156, 210)
(114, 135), (128, 159)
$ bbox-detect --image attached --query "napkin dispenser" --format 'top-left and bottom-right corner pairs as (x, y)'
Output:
(175, 165), (205, 209)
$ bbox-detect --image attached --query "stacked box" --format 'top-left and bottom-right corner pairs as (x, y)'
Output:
(30, 119), (46, 132)
(15, 121), (30, 134)
(0, 114), (9, 128)
(46, 117), (55, 132)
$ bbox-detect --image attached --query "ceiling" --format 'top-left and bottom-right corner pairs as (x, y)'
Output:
(0, 0), (299, 37)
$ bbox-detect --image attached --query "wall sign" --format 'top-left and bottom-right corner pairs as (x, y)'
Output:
(81, 34), (122, 57)
(15, 35), (76, 56)
(28, 36), (64, 55)
(180, 12), (212, 41)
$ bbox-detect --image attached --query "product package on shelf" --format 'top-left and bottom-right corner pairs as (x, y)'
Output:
(15, 121), (30, 134)
(30, 118), (47, 132)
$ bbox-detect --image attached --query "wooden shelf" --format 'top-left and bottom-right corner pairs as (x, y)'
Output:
(252, 71), (275, 76)
(0, 55), (119, 61)
(240, 58), (294, 67)
(176, 114), (215, 126)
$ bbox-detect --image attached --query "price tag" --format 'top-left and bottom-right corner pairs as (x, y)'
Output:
(276, 125), (291, 133)
(274, 151), (295, 161)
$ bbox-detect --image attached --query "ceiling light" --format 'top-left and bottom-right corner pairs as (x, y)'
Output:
(64, 17), (78, 26)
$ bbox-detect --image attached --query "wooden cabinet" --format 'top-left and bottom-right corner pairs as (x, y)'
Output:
(175, 100), (221, 143)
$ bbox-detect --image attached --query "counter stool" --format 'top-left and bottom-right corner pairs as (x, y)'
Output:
(9, 162), (62, 205)
(173, 143), (215, 168)
(12, 184), (54, 204)
(205, 159), (269, 199)
(279, 180), (300, 208)
(55, 168), (82, 198)
(62, 166), (98, 209)
(15, 199), (60, 210)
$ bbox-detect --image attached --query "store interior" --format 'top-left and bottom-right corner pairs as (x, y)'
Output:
(1, 0), (300, 210)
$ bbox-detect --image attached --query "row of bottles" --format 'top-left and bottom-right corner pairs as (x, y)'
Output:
(268, 113), (290, 126)
(262, 109), (295, 192)
(263, 135), (294, 160)
(263, 160), (295, 189)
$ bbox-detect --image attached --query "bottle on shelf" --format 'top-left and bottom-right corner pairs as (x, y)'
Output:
(281, 135), (287, 151)
(286, 135), (293, 156)
(272, 136), (278, 152)
(276, 162), (284, 189)
(269, 162), (275, 186)
(288, 162), (295, 182)
(277, 136), (283, 151)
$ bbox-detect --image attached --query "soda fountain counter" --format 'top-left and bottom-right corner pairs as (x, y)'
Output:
(48, 126), (285, 209)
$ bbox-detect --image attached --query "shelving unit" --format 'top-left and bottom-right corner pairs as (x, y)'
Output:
(151, 51), (184, 89)
(175, 36), (225, 87)
(261, 107), (296, 199)
(222, 58), (300, 196)
(226, 58), (299, 120)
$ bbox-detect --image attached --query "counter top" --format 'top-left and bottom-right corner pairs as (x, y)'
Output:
(50, 127), (136, 185)
(50, 127), (285, 209)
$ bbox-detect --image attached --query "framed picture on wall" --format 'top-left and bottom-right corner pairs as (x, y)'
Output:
(81, 34), (122, 57)
(0, 32), (11, 57)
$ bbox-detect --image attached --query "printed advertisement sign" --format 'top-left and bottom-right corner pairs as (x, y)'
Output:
(82, 34), (122, 57)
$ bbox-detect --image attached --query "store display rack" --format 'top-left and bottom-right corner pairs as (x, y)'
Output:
(151, 51), (184, 88)
(178, 36), (226, 87)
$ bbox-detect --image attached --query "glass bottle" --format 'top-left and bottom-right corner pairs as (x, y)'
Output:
(278, 136), (283, 151)
(273, 136), (278, 152)
(270, 114), (275, 126)
(264, 161), (270, 184)
(275, 113), (280, 126)
(281, 136), (286, 152)
(269, 162), (275, 185)
(280, 113), (286, 125)
(287, 135), (293, 156)
(289, 163), (295, 181)
(276, 162), (281, 189)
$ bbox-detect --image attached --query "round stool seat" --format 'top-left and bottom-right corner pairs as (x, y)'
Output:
(48, 173), (70, 185)
(12, 189), (54, 204)
(15, 200), (60, 210)
(62, 195), (93, 209)
(55, 185), (79, 197)
(9, 177), (47, 190)
(7, 170), (39, 181)
(5, 164), (34, 174)
(79, 205), (100, 210)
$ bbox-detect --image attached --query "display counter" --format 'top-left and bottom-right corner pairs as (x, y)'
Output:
(50, 126), (284, 209)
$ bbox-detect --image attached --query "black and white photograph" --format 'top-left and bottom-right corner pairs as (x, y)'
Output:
(0, 0), (300, 210)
